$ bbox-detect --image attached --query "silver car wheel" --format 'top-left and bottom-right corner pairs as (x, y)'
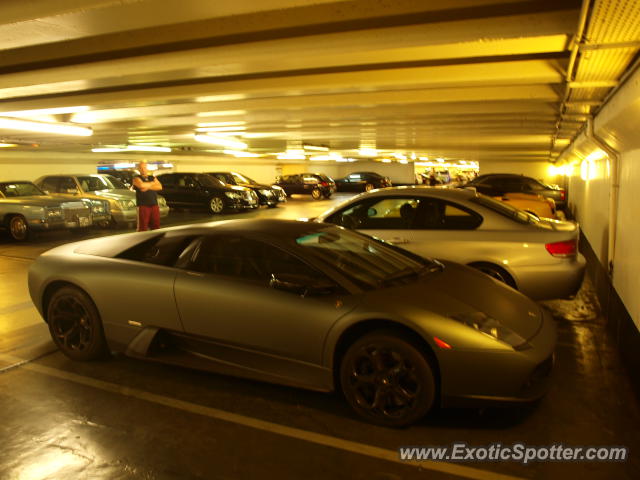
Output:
(9, 215), (29, 241)
(365, 183), (374, 192)
(311, 188), (322, 200)
(209, 197), (224, 214)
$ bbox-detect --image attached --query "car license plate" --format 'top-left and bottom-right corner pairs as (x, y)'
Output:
(65, 221), (77, 228)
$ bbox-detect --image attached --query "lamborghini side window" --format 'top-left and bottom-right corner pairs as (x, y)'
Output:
(189, 235), (326, 286)
(117, 234), (197, 266)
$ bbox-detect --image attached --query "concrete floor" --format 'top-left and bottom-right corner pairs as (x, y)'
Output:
(1, 195), (639, 480)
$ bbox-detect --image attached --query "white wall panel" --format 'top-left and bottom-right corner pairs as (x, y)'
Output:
(567, 157), (611, 264)
(613, 149), (640, 330)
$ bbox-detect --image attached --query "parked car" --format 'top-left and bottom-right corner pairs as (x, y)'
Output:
(465, 174), (566, 208)
(35, 174), (169, 228)
(0, 181), (96, 241)
(208, 171), (286, 208)
(97, 168), (140, 188)
(335, 171), (392, 192)
(156, 172), (258, 214)
(315, 186), (585, 300)
(495, 192), (557, 219)
(275, 173), (335, 199)
(28, 219), (556, 427)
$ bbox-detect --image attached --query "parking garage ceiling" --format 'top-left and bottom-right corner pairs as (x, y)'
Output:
(0, 0), (638, 163)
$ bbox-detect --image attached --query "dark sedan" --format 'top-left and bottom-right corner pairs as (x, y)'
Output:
(29, 219), (556, 427)
(275, 173), (335, 199)
(156, 172), (258, 214)
(335, 171), (392, 192)
(208, 171), (286, 208)
(466, 174), (566, 208)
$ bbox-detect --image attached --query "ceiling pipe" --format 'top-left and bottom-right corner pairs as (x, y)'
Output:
(550, 0), (592, 160)
(585, 117), (619, 276)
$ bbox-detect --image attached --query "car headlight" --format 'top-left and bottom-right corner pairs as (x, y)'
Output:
(46, 207), (63, 217)
(117, 199), (136, 210)
(225, 192), (241, 199)
(90, 200), (107, 214)
(450, 312), (529, 349)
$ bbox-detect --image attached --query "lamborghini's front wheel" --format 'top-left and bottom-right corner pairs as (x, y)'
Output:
(47, 286), (109, 361)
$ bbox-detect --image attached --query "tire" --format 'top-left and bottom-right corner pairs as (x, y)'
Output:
(8, 215), (32, 241)
(365, 183), (374, 192)
(208, 196), (225, 214)
(47, 286), (109, 361)
(339, 330), (435, 427)
(470, 262), (516, 289)
(311, 188), (323, 200)
(267, 203), (278, 208)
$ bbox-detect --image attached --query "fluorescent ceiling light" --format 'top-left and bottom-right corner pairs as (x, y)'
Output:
(126, 145), (171, 152)
(310, 156), (330, 161)
(392, 152), (407, 160)
(0, 143), (18, 147)
(162, 163), (174, 168)
(436, 157), (445, 162)
(399, 159), (409, 164)
(304, 145), (329, 152)
(381, 159), (392, 163)
(358, 148), (378, 157)
(194, 134), (247, 150)
(196, 110), (246, 118)
(0, 106), (89, 117)
(223, 150), (260, 158)
(92, 147), (126, 153)
(286, 149), (305, 155)
(196, 121), (245, 128)
(92, 145), (171, 153)
(196, 126), (246, 133)
(114, 163), (136, 169)
(0, 117), (92, 136)
(277, 153), (306, 160)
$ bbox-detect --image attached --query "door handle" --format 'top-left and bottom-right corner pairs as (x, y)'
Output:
(389, 237), (410, 244)
(186, 271), (205, 277)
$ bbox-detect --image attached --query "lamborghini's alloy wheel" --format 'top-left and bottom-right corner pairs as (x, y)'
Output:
(340, 331), (435, 427)
(47, 287), (108, 361)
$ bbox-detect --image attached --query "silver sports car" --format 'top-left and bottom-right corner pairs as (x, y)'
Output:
(315, 187), (585, 300)
(28, 219), (556, 426)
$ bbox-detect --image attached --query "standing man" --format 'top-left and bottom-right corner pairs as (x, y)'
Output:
(132, 161), (163, 231)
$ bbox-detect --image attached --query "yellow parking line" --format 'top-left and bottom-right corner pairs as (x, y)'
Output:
(2, 355), (525, 480)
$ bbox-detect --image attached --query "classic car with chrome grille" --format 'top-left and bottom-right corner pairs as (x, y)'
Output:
(0, 181), (102, 241)
(35, 173), (169, 228)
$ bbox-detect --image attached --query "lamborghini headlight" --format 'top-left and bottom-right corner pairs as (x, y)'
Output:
(225, 192), (241, 199)
(450, 312), (529, 349)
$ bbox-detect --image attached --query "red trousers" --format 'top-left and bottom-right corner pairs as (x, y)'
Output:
(137, 205), (160, 231)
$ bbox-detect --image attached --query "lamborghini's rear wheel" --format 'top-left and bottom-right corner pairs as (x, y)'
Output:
(47, 286), (108, 361)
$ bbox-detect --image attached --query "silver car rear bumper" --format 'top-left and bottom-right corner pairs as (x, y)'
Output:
(514, 254), (586, 300)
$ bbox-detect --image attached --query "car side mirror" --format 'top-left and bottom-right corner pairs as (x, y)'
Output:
(269, 273), (336, 296)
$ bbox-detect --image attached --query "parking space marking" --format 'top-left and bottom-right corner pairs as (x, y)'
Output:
(0, 354), (525, 480)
